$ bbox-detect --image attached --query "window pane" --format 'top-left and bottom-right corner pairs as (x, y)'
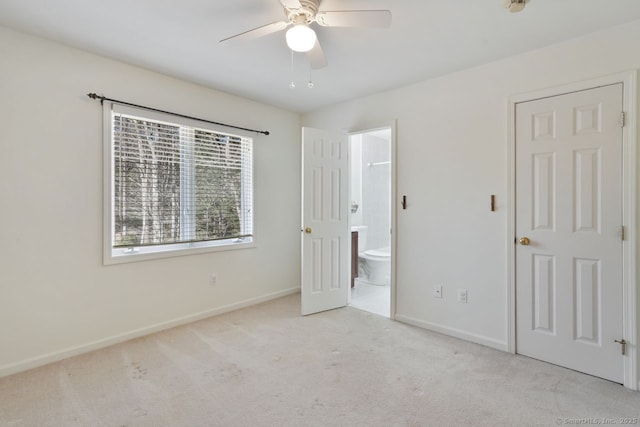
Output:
(194, 131), (243, 240)
(113, 115), (182, 247)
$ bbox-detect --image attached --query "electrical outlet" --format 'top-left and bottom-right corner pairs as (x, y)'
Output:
(433, 284), (443, 299)
(457, 289), (468, 303)
(210, 274), (217, 286)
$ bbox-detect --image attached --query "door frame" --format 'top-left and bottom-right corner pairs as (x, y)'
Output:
(348, 121), (398, 320)
(506, 71), (638, 390)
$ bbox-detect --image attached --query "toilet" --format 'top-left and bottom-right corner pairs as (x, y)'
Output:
(361, 247), (391, 285)
(352, 225), (391, 286)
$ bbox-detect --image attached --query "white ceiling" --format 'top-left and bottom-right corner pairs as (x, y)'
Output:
(1, 1), (640, 113)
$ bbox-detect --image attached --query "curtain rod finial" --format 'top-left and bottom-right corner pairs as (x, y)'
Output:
(87, 93), (105, 105)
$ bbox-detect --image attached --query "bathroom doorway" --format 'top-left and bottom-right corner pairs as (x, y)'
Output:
(349, 126), (394, 318)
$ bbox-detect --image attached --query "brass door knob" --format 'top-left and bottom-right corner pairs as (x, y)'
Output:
(305, 227), (312, 234)
(519, 237), (530, 246)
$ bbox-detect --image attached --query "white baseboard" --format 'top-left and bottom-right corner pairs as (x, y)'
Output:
(0, 287), (300, 378)
(395, 314), (508, 352)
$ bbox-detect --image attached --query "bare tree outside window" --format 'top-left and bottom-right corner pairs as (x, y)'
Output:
(112, 113), (252, 250)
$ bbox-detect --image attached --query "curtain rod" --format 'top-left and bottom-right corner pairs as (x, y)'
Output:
(87, 93), (270, 136)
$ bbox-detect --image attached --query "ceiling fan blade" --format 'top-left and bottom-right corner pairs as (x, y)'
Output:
(280, 0), (302, 9)
(219, 21), (288, 44)
(315, 10), (392, 28)
(306, 39), (327, 69)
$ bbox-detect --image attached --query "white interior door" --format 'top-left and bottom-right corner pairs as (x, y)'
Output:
(301, 127), (349, 315)
(515, 84), (624, 383)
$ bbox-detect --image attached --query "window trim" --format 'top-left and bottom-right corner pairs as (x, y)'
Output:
(102, 102), (256, 265)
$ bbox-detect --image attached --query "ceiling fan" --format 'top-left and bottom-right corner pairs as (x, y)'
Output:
(219, 0), (392, 69)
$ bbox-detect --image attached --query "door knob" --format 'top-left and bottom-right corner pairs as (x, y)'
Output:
(519, 237), (530, 246)
(305, 227), (312, 234)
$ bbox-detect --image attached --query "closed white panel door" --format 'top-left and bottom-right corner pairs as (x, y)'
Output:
(515, 84), (624, 383)
(301, 127), (349, 315)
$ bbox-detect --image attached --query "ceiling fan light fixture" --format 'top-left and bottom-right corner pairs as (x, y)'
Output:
(286, 24), (316, 52)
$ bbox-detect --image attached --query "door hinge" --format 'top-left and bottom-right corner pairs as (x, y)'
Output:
(620, 111), (626, 127)
(621, 225), (626, 241)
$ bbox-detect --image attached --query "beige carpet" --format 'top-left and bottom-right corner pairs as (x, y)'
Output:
(1, 294), (639, 426)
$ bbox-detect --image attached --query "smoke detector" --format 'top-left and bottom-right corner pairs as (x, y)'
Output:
(504, 0), (530, 13)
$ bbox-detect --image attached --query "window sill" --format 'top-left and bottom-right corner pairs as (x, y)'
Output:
(103, 238), (256, 265)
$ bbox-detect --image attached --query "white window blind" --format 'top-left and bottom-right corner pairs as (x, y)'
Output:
(107, 104), (253, 260)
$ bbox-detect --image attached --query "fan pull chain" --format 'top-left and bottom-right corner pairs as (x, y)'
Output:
(307, 66), (314, 89)
(289, 50), (296, 89)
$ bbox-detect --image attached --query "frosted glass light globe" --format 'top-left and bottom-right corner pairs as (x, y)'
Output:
(286, 24), (317, 52)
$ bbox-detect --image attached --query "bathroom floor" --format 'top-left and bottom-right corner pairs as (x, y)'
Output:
(349, 279), (390, 317)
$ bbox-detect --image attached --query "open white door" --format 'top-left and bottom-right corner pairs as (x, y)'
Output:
(301, 127), (349, 315)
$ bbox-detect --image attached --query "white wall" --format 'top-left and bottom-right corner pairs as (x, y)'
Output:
(303, 20), (640, 360)
(0, 26), (301, 376)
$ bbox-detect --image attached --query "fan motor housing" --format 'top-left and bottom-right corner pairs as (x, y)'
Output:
(504, 0), (530, 13)
(287, 0), (319, 24)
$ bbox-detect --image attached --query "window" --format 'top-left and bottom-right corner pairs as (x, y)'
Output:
(104, 103), (253, 264)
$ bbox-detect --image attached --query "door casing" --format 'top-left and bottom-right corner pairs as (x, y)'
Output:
(348, 122), (398, 320)
(506, 71), (638, 390)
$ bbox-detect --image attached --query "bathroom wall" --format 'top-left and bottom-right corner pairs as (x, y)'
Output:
(360, 133), (391, 251)
(350, 135), (364, 226)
